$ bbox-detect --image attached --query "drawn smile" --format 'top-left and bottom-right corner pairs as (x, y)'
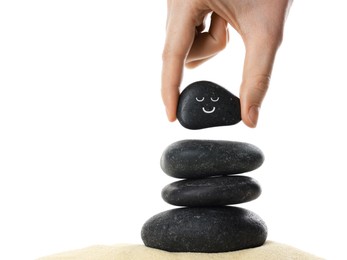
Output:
(202, 107), (216, 114)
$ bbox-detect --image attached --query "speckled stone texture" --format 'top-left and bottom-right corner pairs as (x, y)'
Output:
(141, 206), (267, 253)
(177, 81), (241, 130)
(160, 139), (264, 179)
(161, 176), (261, 206)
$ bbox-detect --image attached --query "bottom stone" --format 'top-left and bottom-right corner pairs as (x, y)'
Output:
(141, 206), (267, 253)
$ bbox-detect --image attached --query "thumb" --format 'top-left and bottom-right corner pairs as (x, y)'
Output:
(240, 41), (278, 128)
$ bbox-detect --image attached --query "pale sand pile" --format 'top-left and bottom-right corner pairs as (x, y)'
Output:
(38, 241), (324, 260)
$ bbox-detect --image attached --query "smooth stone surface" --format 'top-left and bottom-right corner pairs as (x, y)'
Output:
(37, 241), (324, 260)
(161, 176), (261, 206)
(141, 206), (267, 253)
(161, 140), (264, 179)
(177, 81), (241, 130)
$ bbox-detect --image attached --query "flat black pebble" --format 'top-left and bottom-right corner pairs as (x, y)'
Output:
(160, 139), (264, 179)
(141, 206), (267, 253)
(177, 81), (241, 130)
(161, 176), (261, 206)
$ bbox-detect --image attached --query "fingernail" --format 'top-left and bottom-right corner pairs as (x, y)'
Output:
(248, 106), (259, 127)
(165, 106), (170, 119)
(165, 106), (175, 122)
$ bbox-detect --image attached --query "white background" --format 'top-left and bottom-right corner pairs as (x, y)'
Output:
(0, 1), (346, 259)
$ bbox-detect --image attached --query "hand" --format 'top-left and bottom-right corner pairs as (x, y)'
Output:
(161, 0), (293, 127)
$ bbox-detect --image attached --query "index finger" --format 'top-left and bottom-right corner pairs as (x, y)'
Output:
(161, 9), (197, 122)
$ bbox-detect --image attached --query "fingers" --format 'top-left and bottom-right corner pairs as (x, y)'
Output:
(161, 6), (197, 122)
(162, 2), (285, 127)
(186, 13), (229, 68)
(161, 11), (229, 121)
(240, 41), (278, 127)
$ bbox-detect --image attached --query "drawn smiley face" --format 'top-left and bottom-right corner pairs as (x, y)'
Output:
(177, 81), (241, 130)
(195, 96), (221, 114)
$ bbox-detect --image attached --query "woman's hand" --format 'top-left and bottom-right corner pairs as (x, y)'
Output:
(161, 0), (293, 127)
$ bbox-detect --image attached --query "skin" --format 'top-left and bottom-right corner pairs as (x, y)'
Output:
(161, 0), (293, 127)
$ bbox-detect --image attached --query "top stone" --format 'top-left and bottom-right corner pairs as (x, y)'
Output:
(161, 139), (264, 179)
(177, 81), (241, 130)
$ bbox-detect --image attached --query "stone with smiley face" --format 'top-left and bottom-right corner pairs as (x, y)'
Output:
(177, 81), (241, 130)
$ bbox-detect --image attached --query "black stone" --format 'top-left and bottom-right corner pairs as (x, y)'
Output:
(160, 140), (264, 179)
(141, 206), (267, 253)
(177, 81), (241, 130)
(161, 176), (261, 207)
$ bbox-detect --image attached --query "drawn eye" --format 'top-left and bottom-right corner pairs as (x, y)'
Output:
(211, 97), (219, 102)
(196, 97), (205, 102)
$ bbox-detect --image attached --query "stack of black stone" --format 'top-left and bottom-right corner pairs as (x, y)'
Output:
(141, 81), (268, 253)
